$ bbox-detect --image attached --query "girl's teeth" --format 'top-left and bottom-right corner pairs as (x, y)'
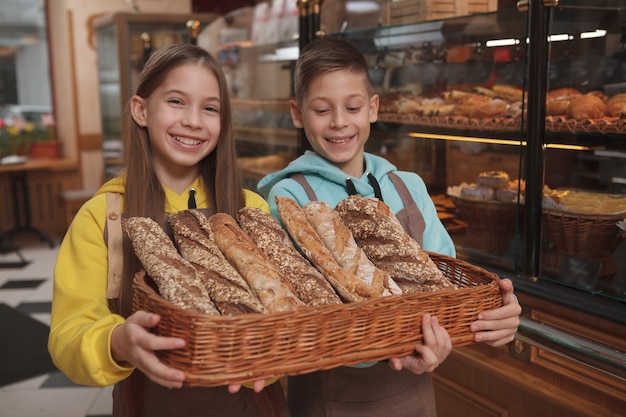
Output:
(175, 136), (201, 145)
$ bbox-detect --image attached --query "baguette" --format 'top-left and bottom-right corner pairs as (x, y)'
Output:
(335, 196), (456, 293)
(169, 210), (268, 315)
(237, 207), (342, 307)
(275, 196), (376, 302)
(209, 213), (304, 313)
(123, 216), (219, 314)
(303, 201), (402, 296)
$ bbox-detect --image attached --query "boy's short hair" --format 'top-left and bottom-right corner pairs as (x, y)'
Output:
(294, 37), (371, 104)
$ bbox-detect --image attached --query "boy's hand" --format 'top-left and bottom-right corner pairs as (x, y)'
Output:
(470, 278), (521, 346)
(388, 313), (452, 374)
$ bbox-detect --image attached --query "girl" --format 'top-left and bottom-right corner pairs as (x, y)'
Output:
(49, 43), (288, 417)
(258, 37), (521, 417)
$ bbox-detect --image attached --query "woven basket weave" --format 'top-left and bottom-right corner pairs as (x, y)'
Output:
(542, 210), (626, 276)
(132, 252), (502, 387)
(451, 197), (521, 255)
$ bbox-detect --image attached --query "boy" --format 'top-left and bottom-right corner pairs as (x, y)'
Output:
(258, 37), (521, 417)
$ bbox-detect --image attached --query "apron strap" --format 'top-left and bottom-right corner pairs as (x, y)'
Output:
(290, 173), (318, 201)
(106, 192), (123, 300)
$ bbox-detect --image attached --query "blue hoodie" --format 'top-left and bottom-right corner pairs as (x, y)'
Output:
(258, 150), (455, 257)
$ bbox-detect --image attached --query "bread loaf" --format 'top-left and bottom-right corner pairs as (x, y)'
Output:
(237, 207), (342, 307)
(606, 93), (626, 117)
(302, 201), (402, 296)
(567, 94), (607, 120)
(275, 196), (376, 302)
(209, 213), (304, 313)
(169, 210), (268, 315)
(123, 216), (219, 314)
(335, 196), (456, 293)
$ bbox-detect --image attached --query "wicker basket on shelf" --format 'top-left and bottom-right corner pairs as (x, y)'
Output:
(541, 210), (626, 277)
(451, 197), (521, 255)
(132, 252), (502, 387)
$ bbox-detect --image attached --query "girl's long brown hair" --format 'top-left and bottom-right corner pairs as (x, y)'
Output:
(117, 43), (245, 317)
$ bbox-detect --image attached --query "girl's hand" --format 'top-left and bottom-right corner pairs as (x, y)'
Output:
(388, 313), (452, 374)
(111, 310), (186, 389)
(470, 278), (522, 347)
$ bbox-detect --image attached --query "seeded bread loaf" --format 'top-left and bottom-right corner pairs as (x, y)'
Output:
(123, 216), (219, 314)
(237, 207), (342, 307)
(169, 210), (268, 315)
(335, 196), (456, 293)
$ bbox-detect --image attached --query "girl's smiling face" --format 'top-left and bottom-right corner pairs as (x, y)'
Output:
(290, 69), (379, 178)
(130, 62), (221, 187)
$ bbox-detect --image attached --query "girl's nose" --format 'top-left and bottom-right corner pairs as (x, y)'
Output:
(182, 109), (202, 129)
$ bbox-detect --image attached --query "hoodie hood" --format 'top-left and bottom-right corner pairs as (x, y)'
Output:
(257, 151), (397, 198)
(94, 175), (126, 197)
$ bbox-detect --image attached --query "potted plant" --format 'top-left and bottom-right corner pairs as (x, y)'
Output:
(0, 125), (30, 160)
(27, 113), (62, 159)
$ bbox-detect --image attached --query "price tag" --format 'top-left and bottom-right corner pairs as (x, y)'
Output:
(558, 255), (601, 292)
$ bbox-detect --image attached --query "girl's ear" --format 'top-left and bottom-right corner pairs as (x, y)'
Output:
(289, 99), (304, 128)
(129, 95), (148, 127)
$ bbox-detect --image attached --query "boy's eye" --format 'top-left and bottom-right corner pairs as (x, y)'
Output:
(347, 106), (361, 112)
(314, 108), (329, 115)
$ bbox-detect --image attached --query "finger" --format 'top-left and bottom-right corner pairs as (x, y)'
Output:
(388, 357), (403, 371)
(126, 310), (161, 328)
(421, 314), (435, 344)
(252, 379), (266, 392)
(228, 384), (242, 394)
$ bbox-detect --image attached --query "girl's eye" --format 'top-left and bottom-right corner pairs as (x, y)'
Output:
(168, 98), (183, 105)
(204, 105), (219, 113)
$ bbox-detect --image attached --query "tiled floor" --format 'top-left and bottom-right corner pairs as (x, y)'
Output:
(0, 236), (113, 417)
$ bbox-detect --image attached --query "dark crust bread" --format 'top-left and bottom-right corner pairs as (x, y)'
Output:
(123, 216), (219, 314)
(237, 207), (342, 307)
(169, 210), (268, 315)
(335, 196), (456, 293)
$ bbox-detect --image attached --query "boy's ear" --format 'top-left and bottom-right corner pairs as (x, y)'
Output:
(289, 100), (304, 128)
(369, 94), (379, 124)
(129, 95), (148, 127)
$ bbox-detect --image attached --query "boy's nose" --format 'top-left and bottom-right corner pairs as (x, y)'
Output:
(330, 111), (347, 128)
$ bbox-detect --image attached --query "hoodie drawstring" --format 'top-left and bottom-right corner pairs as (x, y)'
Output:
(188, 188), (197, 209)
(345, 173), (383, 201)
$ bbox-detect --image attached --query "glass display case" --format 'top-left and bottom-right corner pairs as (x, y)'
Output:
(94, 12), (218, 179)
(227, 1), (626, 414)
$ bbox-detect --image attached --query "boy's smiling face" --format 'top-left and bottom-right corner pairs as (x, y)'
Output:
(290, 69), (379, 178)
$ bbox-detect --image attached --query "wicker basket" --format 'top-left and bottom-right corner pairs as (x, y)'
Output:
(542, 210), (626, 276)
(451, 197), (521, 255)
(132, 252), (502, 387)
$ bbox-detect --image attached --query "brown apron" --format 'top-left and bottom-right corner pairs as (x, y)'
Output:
(288, 173), (436, 417)
(112, 374), (290, 417)
(105, 194), (290, 417)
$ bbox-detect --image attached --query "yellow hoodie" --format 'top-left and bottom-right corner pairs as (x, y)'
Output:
(48, 175), (268, 386)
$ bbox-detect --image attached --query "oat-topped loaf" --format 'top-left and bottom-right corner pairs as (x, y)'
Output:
(335, 195), (456, 293)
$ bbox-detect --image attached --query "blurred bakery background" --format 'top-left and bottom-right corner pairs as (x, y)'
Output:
(1, 0), (625, 416)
